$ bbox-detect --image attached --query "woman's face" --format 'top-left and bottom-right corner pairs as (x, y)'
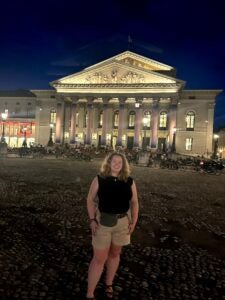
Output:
(110, 155), (123, 175)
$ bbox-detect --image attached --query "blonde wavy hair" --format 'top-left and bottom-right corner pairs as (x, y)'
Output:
(100, 152), (131, 181)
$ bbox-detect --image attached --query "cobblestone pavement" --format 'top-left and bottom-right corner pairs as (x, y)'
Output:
(0, 158), (225, 300)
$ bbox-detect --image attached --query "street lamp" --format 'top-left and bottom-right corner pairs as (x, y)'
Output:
(142, 117), (148, 150)
(1, 111), (8, 143)
(171, 127), (176, 152)
(47, 123), (54, 147)
(22, 127), (27, 147)
(213, 134), (219, 159)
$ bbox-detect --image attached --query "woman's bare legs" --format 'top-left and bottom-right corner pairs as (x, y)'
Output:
(86, 247), (109, 298)
(105, 244), (122, 286)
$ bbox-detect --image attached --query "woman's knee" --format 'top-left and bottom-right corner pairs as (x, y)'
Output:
(92, 248), (109, 265)
(108, 245), (122, 259)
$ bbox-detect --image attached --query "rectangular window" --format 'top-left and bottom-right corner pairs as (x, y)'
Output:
(185, 138), (193, 151)
(186, 116), (195, 129)
(159, 113), (167, 129)
(129, 114), (135, 128)
(50, 111), (56, 124)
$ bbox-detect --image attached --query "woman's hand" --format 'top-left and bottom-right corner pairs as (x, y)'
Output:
(90, 219), (98, 236)
(128, 222), (136, 234)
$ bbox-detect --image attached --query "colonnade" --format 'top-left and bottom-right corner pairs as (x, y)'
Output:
(54, 96), (178, 150)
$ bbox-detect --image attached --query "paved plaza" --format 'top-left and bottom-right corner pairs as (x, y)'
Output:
(0, 158), (225, 299)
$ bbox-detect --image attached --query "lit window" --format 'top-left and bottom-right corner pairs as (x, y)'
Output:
(128, 111), (135, 128)
(186, 111), (195, 130)
(143, 111), (151, 128)
(50, 109), (56, 124)
(159, 111), (167, 129)
(113, 110), (119, 128)
(186, 138), (193, 150)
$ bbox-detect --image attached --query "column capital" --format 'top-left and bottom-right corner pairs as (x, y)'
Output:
(118, 96), (127, 104)
(102, 96), (111, 105)
(86, 96), (95, 104)
(71, 96), (79, 104)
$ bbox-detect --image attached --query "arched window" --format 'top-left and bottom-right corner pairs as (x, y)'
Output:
(159, 111), (167, 129)
(128, 111), (135, 128)
(113, 110), (119, 128)
(186, 111), (195, 130)
(99, 110), (103, 128)
(143, 111), (151, 128)
(50, 109), (56, 124)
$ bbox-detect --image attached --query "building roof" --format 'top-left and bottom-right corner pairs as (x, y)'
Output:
(0, 89), (36, 97)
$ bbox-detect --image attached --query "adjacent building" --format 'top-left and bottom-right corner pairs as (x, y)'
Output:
(0, 51), (222, 156)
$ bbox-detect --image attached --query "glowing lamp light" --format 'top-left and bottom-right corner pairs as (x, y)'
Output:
(1, 112), (8, 120)
(135, 102), (140, 108)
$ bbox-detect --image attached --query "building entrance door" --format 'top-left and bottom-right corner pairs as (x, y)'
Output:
(98, 135), (101, 147)
(158, 138), (166, 152)
(142, 137), (150, 150)
(127, 136), (134, 149)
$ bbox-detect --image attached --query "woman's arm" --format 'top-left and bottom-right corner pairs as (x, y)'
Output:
(129, 180), (139, 233)
(87, 176), (99, 235)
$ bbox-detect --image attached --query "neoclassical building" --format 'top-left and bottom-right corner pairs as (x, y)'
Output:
(0, 51), (222, 156)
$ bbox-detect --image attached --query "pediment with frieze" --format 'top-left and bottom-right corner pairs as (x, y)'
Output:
(54, 61), (177, 86)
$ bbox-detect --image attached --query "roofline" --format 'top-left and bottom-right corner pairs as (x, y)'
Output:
(85, 50), (174, 71)
(183, 89), (223, 94)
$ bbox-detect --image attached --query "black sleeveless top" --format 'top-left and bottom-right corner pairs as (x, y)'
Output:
(97, 175), (133, 214)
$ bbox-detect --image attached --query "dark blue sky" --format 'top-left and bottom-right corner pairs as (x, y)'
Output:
(0, 0), (225, 129)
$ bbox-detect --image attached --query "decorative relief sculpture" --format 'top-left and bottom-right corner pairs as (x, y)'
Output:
(85, 70), (145, 84)
(111, 70), (118, 83)
(120, 72), (145, 83)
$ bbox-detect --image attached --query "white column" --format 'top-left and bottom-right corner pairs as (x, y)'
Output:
(168, 100), (177, 149)
(55, 101), (65, 144)
(134, 104), (143, 148)
(150, 99), (159, 149)
(70, 102), (77, 144)
(117, 98), (126, 146)
(101, 103), (108, 145)
(86, 100), (94, 145)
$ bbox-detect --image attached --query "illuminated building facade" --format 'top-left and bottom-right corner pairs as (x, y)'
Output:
(0, 51), (222, 156)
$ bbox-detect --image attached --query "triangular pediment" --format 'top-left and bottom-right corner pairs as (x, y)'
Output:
(51, 51), (185, 93)
(53, 51), (182, 85)
(53, 60), (178, 86)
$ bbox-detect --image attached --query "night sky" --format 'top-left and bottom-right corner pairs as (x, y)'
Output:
(0, 0), (225, 129)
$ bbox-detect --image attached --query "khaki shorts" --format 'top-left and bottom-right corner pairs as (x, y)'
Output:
(92, 211), (131, 249)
